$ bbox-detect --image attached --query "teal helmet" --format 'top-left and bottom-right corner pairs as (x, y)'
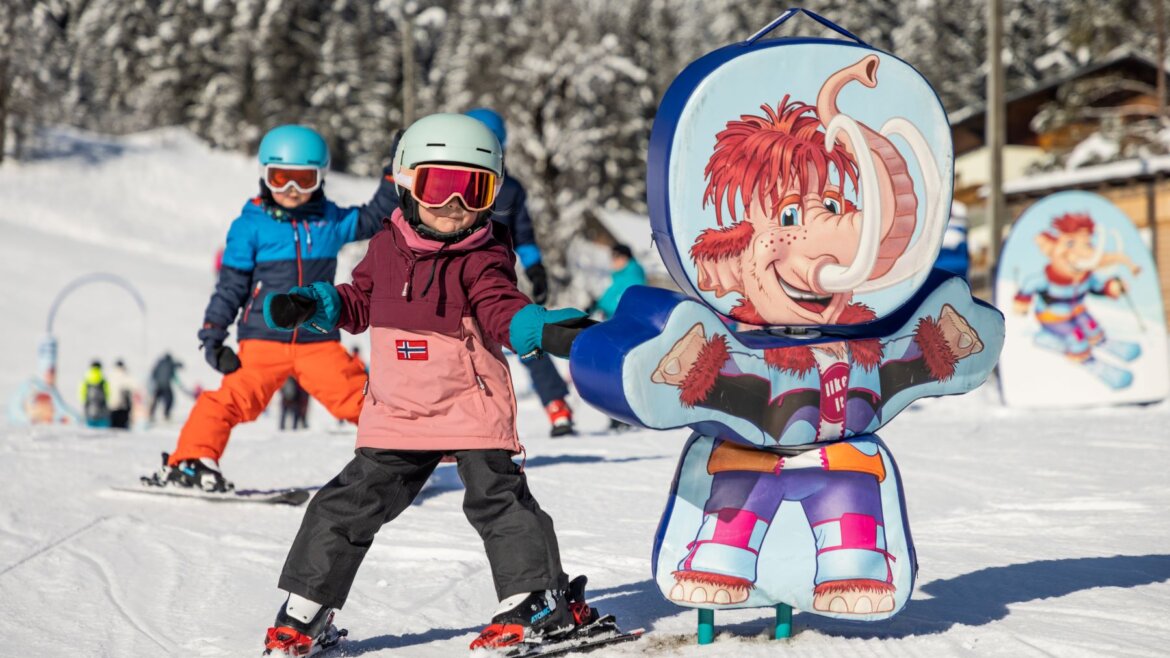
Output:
(258, 125), (330, 168)
(392, 114), (504, 242)
(464, 108), (507, 149)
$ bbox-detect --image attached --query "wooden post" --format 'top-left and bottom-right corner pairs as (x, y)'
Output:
(400, 8), (416, 127)
(1157, 0), (1167, 125)
(986, 0), (1006, 273)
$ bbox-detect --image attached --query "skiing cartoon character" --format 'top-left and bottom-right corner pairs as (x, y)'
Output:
(1013, 212), (1142, 389)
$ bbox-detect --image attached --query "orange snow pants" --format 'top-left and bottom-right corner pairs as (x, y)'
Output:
(168, 339), (367, 465)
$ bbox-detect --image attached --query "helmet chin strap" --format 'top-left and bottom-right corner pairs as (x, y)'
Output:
(400, 192), (490, 243)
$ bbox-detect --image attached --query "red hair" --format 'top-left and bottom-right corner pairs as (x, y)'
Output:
(1049, 212), (1094, 236)
(703, 96), (859, 226)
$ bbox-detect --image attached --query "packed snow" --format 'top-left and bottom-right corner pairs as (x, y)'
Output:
(2, 129), (1169, 657)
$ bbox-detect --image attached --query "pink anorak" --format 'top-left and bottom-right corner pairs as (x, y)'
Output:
(336, 210), (530, 452)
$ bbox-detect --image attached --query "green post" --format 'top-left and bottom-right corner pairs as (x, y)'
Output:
(774, 603), (792, 639)
(697, 608), (715, 644)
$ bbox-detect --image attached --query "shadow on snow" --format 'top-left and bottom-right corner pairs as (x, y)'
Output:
(804, 553), (1170, 639)
(305, 554), (1170, 652)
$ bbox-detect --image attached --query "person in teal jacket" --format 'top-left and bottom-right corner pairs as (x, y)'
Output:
(594, 244), (646, 319)
(592, 244), (646, 431)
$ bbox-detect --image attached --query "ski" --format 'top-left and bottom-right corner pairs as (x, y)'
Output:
(502, 615), (644, 658)
(113, 482), (311, 506)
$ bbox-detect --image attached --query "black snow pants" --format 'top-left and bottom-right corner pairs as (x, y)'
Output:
(278, 448), (567, 609)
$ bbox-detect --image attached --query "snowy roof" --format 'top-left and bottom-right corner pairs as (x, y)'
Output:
(1001, 155), (1170, 196)
(948, 46), (1165, 126)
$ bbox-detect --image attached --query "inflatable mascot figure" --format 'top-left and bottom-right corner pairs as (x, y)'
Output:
(560, 9), (1005, 641)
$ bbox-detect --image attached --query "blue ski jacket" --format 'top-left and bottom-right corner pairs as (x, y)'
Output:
(202, 172), (400, 344)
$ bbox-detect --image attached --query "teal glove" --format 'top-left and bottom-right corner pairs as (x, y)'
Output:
(509, 304), (589, 361)
(263, 281), (341, 334)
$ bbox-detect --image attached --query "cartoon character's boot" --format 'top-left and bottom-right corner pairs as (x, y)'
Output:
(1032, 329), (1071, 355)
(1098, 339), (1141, 362)
(669, 509), (767, 605)
(811, 512), (896, 614)
(1082, 357), (1134, 389)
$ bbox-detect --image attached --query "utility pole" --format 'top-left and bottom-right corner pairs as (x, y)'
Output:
(986, 0), (1006, 276)
(1157, 0), (1167, 124)
(401, 6), (417, 128)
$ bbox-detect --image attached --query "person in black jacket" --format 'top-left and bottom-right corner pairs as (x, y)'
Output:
(466, 108), (576, 436)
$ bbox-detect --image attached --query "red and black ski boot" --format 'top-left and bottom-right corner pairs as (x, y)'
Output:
(263, 602), (346, 656)
(470, 586), (576, 650)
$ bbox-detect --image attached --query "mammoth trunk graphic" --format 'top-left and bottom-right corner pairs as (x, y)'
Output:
(691, 55), (947, 326)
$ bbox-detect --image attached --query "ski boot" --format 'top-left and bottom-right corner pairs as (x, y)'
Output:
(142, 452), (234, 493)
(263, 600), (346, 656)
(470, 586), (576, 650)
(545, 400), (576, 437)
(608, 418), (634, 433)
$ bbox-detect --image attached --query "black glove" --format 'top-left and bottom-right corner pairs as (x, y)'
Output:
(541, 316), (598, 358)
(525, 263), (549, 305)
(198, 325), (241, 375)
(266, 293), (318, 330)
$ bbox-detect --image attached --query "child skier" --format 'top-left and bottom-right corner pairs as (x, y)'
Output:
(145, 125), (399, 491)
(259, 114), (603, 655)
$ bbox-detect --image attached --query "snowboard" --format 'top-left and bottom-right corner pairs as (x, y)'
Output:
(112, 482), (312, 506)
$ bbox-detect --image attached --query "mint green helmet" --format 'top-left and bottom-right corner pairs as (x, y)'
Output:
(392, 113), (504, 178)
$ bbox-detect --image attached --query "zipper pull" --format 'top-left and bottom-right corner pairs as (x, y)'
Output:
(401, 281), (409, 297)
(475, 375), (485, 391)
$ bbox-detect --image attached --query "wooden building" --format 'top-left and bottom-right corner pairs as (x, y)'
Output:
(950, 48), (1170, 325)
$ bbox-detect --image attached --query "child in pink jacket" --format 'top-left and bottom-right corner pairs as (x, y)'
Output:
(260, 114), (595, 655)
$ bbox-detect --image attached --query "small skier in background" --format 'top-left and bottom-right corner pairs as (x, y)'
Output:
(79, 360), (111, 428)
(148, 353), (182, 423)
(465, 108), (578, 437)
(106, 358), (135, 429)
(278, 377), (309, 430)
(259, 114), (609, 656)
(592, 243), (646, 320)
(1014, 212), (1142, 389)
(144, 124), (399, 492)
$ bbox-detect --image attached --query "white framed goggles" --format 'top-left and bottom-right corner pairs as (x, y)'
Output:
(264, 164), (324, 194)
(393, 164), (501, 211)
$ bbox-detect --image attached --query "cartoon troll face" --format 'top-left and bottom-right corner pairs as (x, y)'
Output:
(689, 55), (937, 327)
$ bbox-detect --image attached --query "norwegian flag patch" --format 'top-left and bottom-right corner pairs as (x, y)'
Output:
(395, 339), (429, 360)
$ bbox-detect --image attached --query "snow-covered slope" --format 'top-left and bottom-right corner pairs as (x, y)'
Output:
(2, 130), (1169, 657)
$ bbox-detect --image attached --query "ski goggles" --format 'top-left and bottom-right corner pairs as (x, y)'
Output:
(264, 165), (324, 194)
(394, 164), (499, 211)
